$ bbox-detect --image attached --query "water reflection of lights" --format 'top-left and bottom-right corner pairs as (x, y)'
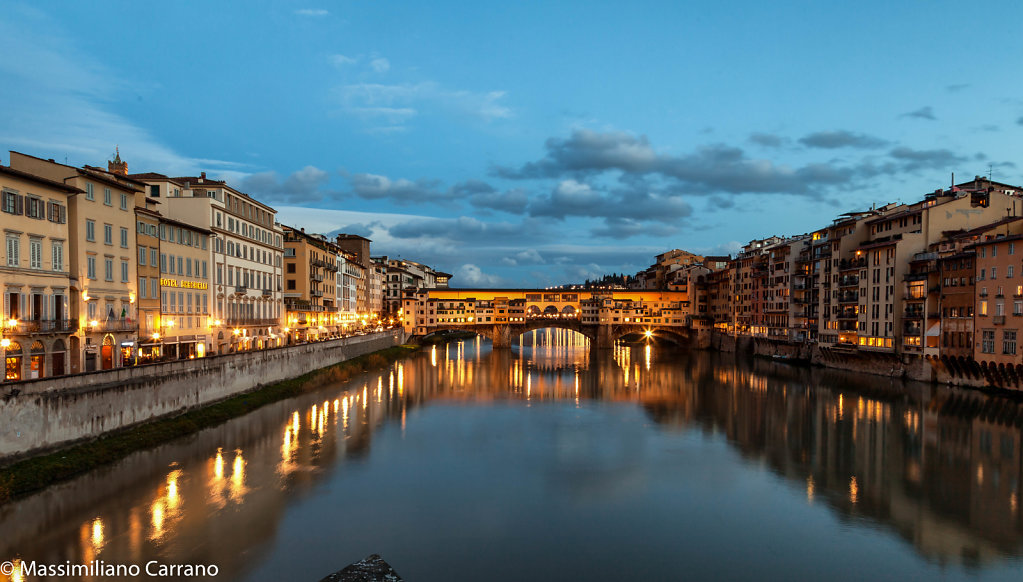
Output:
(11, 559), (23, 582)
(230, 450), (246, 503)
(431, 344), (437, 367)
(214, 448), (225, 480)
(91, 516), (104, 549)
(850, 476), (859, 504)
(645, 344), (651, 371)
(806, 476), (815, 504)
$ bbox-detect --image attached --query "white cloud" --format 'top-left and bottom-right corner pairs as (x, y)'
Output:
(0, 9), (248, 178)
(330, 54), (358, 66)
(370, 57), (391, 73)
(295, 9), (329, 16)
(336, 81), (512, 131)
(456, 264), (504, 287)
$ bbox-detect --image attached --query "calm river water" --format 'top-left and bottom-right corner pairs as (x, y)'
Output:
(2, 333), (1023, 581)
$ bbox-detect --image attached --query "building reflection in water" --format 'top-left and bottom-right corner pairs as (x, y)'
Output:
(1, 329), (1022, 581)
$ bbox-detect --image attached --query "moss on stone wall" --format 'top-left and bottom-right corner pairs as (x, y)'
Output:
(0, 344), (420, 505)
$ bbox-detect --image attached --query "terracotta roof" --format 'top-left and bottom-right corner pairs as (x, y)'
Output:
(0, 165), (83, 193)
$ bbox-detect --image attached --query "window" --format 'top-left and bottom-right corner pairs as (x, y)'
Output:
(121, 260), (129, 282)
(25, 197), (43, 219)
(52, 241), (63, 271)
(140, 277), (147, 298)
(149, 184), (160, 198)
(87, 256), (96, 279)
(104, 258), (113, 281)
(982, 330), (995, 353)
(287, 263), (296, 273)
(1010, 265), (1016, 279)
(120, 227), (128, 248)
(169, 254), (175, 274)
(992, 267), (997, 279)
(287, 279), (296, 290)
(103, 188), (112, 206)
(139, 246), (147, 265)
(1, 191), (22, 214)
(86, 220), (96, 242)
(85, 183), (94, 200)
(1004, 331), (1017, 355)
(5, 235), (19, 267)
(29, 238), (42, 269)
(1011, 242), (1016, 255)
(177, 256), (183, 274)
(104, 224), (113, 245)
(150, 277), (158, 299)
(151, 248), (158, 266)
(120, 193), (128, 210)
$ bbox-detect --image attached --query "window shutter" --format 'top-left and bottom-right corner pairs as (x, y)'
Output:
(15, 194), (24, 215)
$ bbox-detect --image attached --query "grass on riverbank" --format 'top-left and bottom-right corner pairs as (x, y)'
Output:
(421, 330), (478, 345)
(0, 344), (420, 505)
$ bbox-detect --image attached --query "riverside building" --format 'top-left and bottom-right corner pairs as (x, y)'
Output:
(10, 152), (142, 372)
(129, 171), (284, 354)
(1, 164), (78, 381)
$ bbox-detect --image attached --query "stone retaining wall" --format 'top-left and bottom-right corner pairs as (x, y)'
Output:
(0, 331), (405, 462)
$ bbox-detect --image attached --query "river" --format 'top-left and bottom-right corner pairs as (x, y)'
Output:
(1, 331), (1022, 581)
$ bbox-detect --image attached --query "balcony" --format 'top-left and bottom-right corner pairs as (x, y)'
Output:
(839, 276), (858, 287)
(904, 308), (924, 319)
(234, 285), (247, 294)
(262, 288), (273, 296)
(839, 258), (866, 271)
(225, 318), (280, 327)
(2, 319), (79, 334)
(89, 319), (136, 333)
(904, 323), (922, 336)
(836, 310), (858, 320)
(311, 289), (324, 297)
(838, 292), (858, 303)
(994, 315), (1006, 325)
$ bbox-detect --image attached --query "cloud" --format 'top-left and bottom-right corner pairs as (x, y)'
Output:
(387, 216), (529, 242)
(590, 217), (679, 239)
(335, 81), (511, 131)
(1017, 116), (1023, 126)
(0, 8), (246, 179)
(888, 147), (965, 171)
(748, 133), (786, 148)
(348, 173), (453, 205)
(946, 83), (970, 92)
(900, 106), (936, 120)
(798, 130), (888, 149)
(240, 166), (331, 204)
(500, 249), (545, 267)
(370, 57), (390, 73)
(469, 187), (529, 214)
(330, 54), (358, 66)
(295, 9), (329, 16)
(455, 264), (505, 287)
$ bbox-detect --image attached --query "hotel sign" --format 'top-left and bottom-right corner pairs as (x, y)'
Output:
(160, 278), (209, 290)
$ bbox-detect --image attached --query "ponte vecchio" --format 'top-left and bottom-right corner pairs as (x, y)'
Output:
(401, 288), (692, 348)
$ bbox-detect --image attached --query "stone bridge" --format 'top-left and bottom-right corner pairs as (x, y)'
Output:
(401, 288), (691, 349)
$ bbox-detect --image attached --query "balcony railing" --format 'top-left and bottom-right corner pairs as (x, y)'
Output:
(88, 319), (136, 332)
(994, 315), (1007, 325)
(839, 258), (866, 270)
(225, 318), (280, 326)
(3, 319), (79, 334)
(904, 309), (924, 319)
(234, 285), (247, 294)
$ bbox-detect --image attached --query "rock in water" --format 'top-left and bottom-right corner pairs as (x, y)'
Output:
(318, 554), (404, 582)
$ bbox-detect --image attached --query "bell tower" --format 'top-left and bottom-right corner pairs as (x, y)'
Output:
(108, 146), (127, 175)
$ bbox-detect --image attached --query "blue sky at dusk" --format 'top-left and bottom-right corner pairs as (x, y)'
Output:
(4, 1), (1023, 286)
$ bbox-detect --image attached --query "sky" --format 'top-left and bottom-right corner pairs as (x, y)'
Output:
(4, 1), (1023, 287)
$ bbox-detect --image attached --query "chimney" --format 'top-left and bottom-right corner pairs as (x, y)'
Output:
(199, 171), (206, 183)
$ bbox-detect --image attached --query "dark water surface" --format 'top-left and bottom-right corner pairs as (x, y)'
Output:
(2, 334), (1022, 581)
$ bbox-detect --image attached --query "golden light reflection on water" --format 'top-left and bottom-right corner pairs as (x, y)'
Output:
(12, 338), (1023, 580)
